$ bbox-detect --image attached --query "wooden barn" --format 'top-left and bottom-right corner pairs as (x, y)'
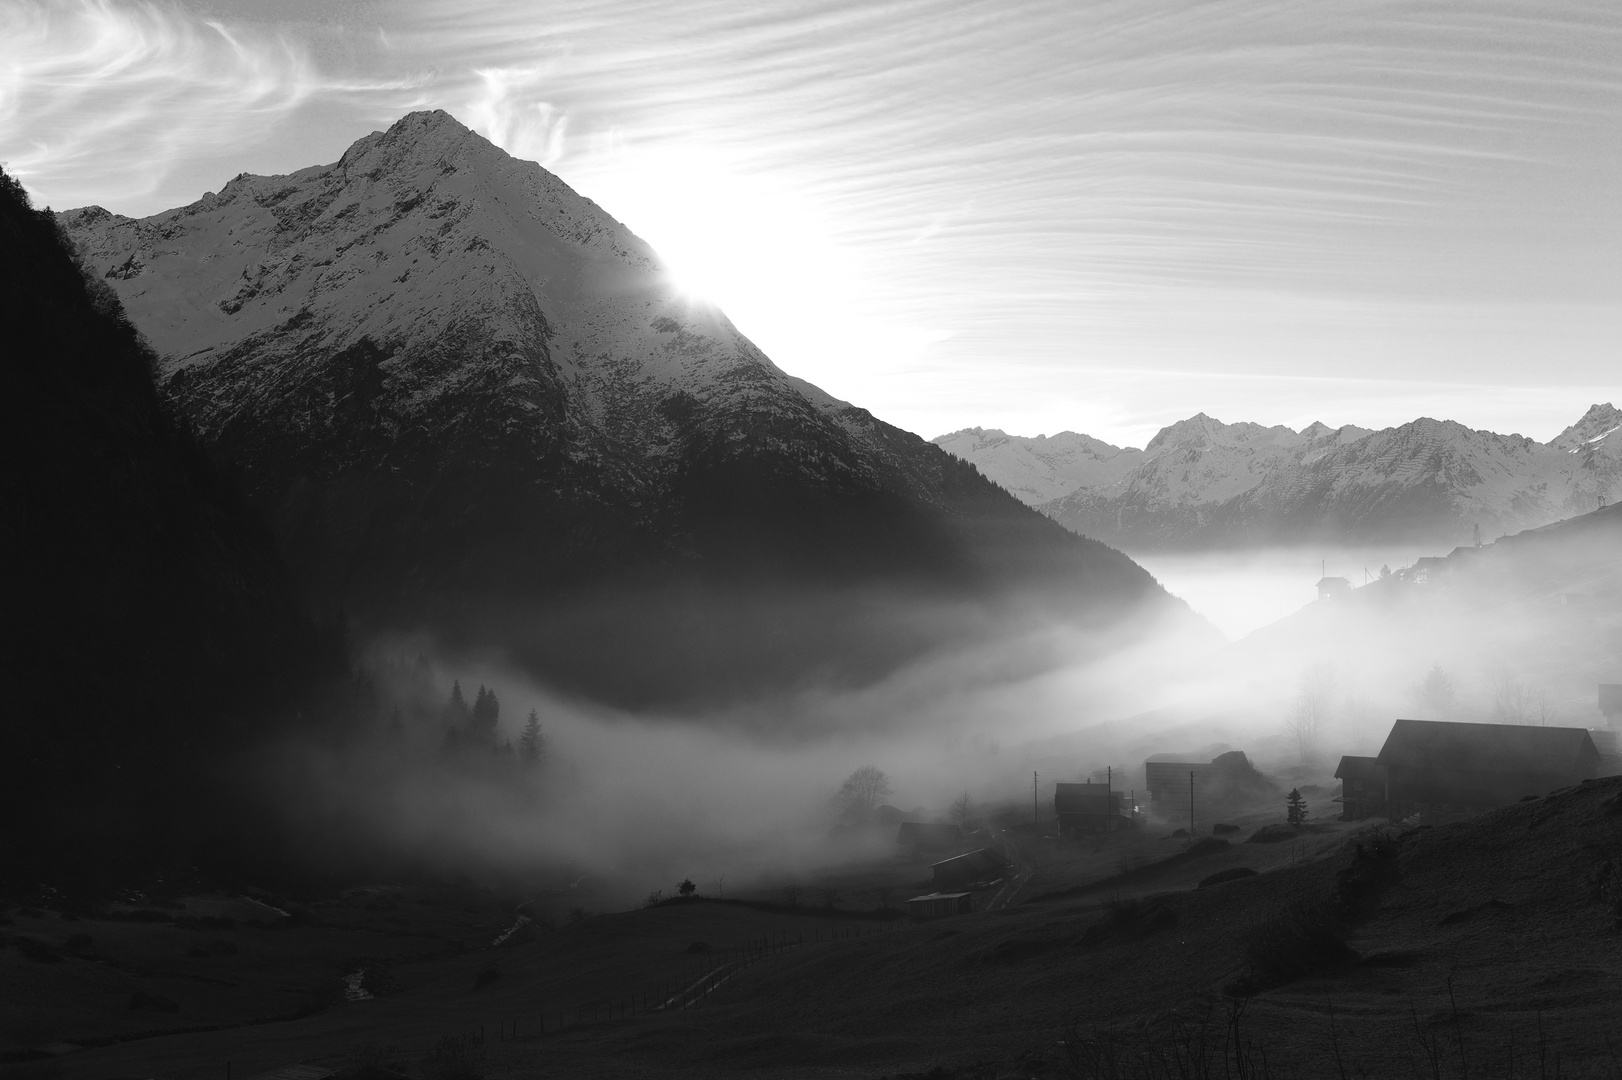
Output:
(906, 892), (973, 920)
(1332, 755), (1387, 820)
(1376, 718), (1601, 818)
(1143, 750), (1271, 821)
(1053, 782), (1134, 834)
(896, 821), (962, 857)
(929, 847), (1008, 889)
(1143, 760), (1215, 809)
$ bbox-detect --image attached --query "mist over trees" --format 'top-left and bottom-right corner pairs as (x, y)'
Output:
(1414, 664), (1458, 719)
(833, 765), (893, 826)
(1283, 662), (1336, 761)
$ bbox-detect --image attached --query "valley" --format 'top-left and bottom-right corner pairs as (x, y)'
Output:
(5, 91), (1622, 1080)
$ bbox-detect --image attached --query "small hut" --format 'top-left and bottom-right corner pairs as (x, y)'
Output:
(929, 847), (1008, 890)
(1053, 782), (1134, 835)
(1332, 755), (1387, 820)
(906, 892), (973, 920)
(1316, 576), (1352, 601)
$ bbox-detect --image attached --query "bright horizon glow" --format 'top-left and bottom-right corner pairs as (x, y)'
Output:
(4, 0), (1619, 447)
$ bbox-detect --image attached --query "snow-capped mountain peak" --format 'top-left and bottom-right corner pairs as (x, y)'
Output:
(58, 110), (1180, 702)
(935, 406), (1621, 550)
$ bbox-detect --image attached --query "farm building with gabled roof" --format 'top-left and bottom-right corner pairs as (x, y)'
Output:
(1053, 782), (1134, 834)
(1144, 750), (1274, 821)
(1376, 718), (1600, 818)
(906, 892), (973, 920)
(928, 847), (1008, 890)
(1333, 755), (1387, 820)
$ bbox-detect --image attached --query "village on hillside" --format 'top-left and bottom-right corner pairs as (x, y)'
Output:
(893, 681), (1622, 921)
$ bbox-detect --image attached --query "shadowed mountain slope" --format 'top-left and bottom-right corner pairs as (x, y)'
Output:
(0, 169), (340, 875)
(60, 111), (1190, 706)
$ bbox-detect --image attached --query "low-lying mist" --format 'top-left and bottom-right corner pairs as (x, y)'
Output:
(262, 518), (1622, 910)
(263, 597), (1216, 908)
(1135, 543), (1446, 640)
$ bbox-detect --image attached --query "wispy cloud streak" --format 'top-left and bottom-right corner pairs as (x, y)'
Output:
(0, 0), (421, 206)
(4, 0), (1619, 441)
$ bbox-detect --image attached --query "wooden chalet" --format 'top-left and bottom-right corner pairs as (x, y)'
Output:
(906, 892), (973, 920)
(1316, 576), (1352, 600)
(896, 821), (962, 857)
(1332, 755), (1387, 820)
(929, 847), (1008, 889)
(1143, 750), (1269, 818)
(1376, 718), (1600, 818)
(1053, 782), (1134, 834)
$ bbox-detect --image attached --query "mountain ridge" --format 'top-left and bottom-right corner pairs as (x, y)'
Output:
(60, 110), (1191, 706)
(935, 405), (1621, 550)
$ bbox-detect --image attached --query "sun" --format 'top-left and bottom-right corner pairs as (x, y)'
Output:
(560, 142), (948, 408)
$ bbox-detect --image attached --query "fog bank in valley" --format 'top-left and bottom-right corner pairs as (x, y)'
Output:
(265, 519), (1622, 910)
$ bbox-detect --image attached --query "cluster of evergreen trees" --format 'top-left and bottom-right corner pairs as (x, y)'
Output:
(438, 680), (545, 766)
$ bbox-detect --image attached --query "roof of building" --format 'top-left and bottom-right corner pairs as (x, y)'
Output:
(929, 847), (1007, 874)
(1317, 576), (1352, 587)
(1377, 719), (1599, 778)
(1053, 782), (1122, 814)
(1334, 755), (1386, 781)
(907, 892), (971, 902)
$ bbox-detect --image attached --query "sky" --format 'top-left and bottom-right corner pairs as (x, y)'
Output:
(3, 0), (1620, 447)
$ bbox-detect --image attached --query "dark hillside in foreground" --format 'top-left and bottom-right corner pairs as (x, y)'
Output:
(0, 170), (340, 880)
(17, 777), (1622, 1077)
(62, 111), (1197, 708)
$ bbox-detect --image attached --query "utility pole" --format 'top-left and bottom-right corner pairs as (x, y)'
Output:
(1189, 770), (1195, 837)
(1033, 771), (1039, 829)
(1105, 765), (1112, 835)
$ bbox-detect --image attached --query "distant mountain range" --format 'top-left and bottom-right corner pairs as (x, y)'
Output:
(935, 407), (1622, 551)
(59, 111), (1190, 705)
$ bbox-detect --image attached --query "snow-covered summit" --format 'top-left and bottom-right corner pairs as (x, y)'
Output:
(58, 111), (1176, 699)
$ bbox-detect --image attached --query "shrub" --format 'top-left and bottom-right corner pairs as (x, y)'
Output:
(337, 1043), (407, 1080)
(1240, 899), (1356, 990)
(422, 1032), (484, 1080)
(1061, 998), (1277, 1079)
(1198, 867), (1258, 889)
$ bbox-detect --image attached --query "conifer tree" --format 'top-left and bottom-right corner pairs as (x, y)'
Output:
(471, 685), (500, 743)
(440, 681), (471, 753)
(442, 681), (469, 726)
(519, 709), (545, 765)
(1286, 788), (1308, 826)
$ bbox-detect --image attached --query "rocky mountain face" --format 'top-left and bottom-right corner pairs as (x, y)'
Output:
(936, 407), (1622, 551)
(1, 168), (340, 874)
(61, 111), (1182, 705)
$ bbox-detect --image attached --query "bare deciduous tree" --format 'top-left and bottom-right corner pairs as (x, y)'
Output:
(1284, 662), (1335, 761)
(1491, 673), (1556, 726)
(949, 791), (979, 831)
(833, 765), (893, 825)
